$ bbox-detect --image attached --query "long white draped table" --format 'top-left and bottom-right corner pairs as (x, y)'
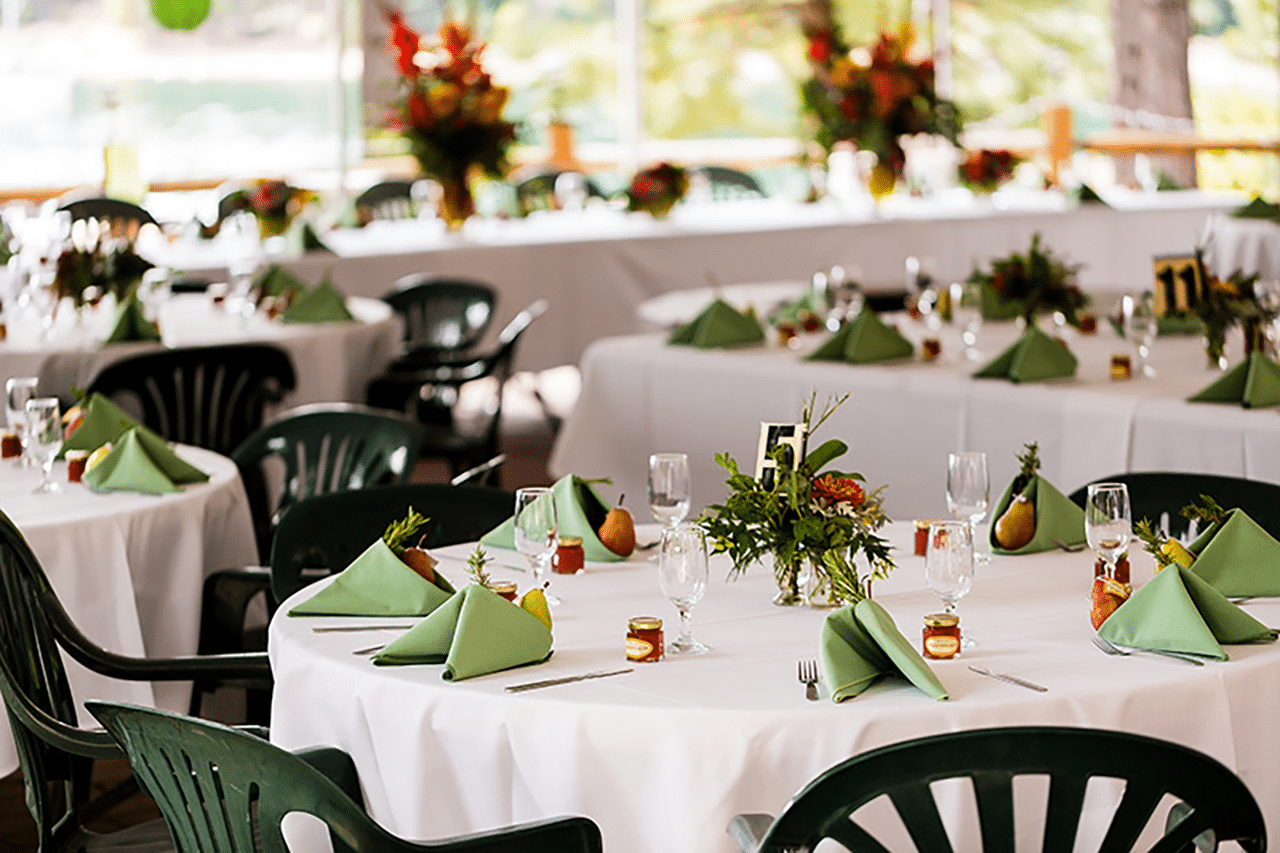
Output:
(268, 524), (1280, 853)
(154, 190), (1237, 372)
(0, 445), (257, 777)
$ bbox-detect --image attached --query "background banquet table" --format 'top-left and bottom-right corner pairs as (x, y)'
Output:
(155, 190), (1236, 372)
(0, 445), (257, 777)
(550, 316), (1280, 521)
(0, 293), (402, 409)
(1202, 211), (1280, 280)
(268, 524), (1280, 853)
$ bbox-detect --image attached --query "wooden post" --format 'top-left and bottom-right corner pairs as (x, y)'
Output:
(1044, 103), (1073, 188)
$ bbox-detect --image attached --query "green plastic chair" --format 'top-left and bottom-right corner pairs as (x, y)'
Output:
(727, 726), (1265, 853)
(58, 196), (158, 236)
(269, 481), (513, 604)
(355, 179), (418, 224)
(87, 701), (603, 853)
(381, 274), (497, 358)
(692, 165), (767, 201)
(1067, 471), (1280, 541)
(513, 170), (607, 216)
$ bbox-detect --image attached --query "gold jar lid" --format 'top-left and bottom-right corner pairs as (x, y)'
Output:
(559, 536), (584, 548)
(924, 613), (959, 628)
(628, 616), (662, 631)
(488, 580), (517, 593)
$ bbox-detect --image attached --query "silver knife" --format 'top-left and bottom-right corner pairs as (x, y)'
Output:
(313, 624), (417, 633)
(505, 668), (634, 693)
(968, 666), (1048, 693)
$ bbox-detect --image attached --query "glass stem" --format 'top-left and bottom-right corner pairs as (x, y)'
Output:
(678, 606), (694, 645)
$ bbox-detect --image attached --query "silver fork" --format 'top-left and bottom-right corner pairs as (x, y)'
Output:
(1091, 633), (1204, 666)
(798, 660), (819, 701)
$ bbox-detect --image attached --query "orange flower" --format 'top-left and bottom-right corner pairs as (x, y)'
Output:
(869, 69), (898, 118)
(811, 474), (865, 508)
(388, 13), (420, 77)
(440, 21), (472, 58)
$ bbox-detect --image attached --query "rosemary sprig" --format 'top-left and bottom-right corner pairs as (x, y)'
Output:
(465, 545), (494, 587)
(382, 507), (429, 555)
(1181, 494), (1228, 529)
(1134, 517), (1174, 569)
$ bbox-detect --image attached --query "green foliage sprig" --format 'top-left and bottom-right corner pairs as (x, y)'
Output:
(1181, 494), (1228, 528)
(382, 507), (429, 556)
(1134, 517), (1174, 569)
(965, 233), (1088, 325)
(1191, 255), (1276, 364)
(465, 545), (493, 587)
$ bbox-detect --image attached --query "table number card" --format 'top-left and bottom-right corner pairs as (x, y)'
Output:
(1151, 254), (1206, 316)
(755, 422), (807, 491)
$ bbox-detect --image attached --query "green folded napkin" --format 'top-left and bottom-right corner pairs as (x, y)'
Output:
(806, 308), (913, 364)
(973, 326), (1077, 383)
(979, 282), (1024, 322)
(1099, 565), (1276, 660)
(769, 289), (826, 326)
(1071, 183), (1109, 206)
(82, 429), (177, 495)
(1157, 315), (1203, 336)
(820, 599), (948, 702)
(103, 294), (161, 344)
(1187, 352), (1280, 409)
(301, 221), (335, 254)
(667, 298), (765, 349)
(988, 474), (1085, 555)
(281, 279), (355, 324)
(288, 539), (456, 617)
(255, 264), (307, 300)
(1185, 508), (1280, 597)
(60, 396), (208, 490)
(371, 584), (553, 680)
(1231, 196), (1280, 220)
(481, 475), (626, 563)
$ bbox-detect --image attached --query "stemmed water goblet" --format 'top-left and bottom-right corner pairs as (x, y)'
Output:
(25, 397), (62, 494)
(951, 281), (984, 361)
(947, 452), (990, 565)
(514, 487), (560, 605)
(1085, 482), (1131, 582)
(1122, 293), (1158, 378)
(648, 453), (691, 558)
(925, 520), (975, 650)
(658, 522), (710, 655)
(6, 377), (38, 467)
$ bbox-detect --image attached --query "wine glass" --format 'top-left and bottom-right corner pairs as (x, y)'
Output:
(947, 452), (990, 565)
(514, 487), (560, 605)
(1085, 482), (1131, 580)
(648, 453), (691, 532)
(25, 397), (62, 494)
(658, 522), (710, 655)
(925, 520), (975, 650)
(6, 376), (38, 467)
(1122, 293), (1157, 378)
(951, 281), (984, 361)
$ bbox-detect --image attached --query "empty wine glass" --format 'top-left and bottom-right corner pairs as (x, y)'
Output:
(648, 453), (691, 531)
(925, 520), (975, 650)
(947, 452), (990, 565)
(951, 281), (984, 361)
(6, 376), (38, 467)
(25, 397), (61, 494)
(1122, 293), (1157, 378)
(1086, 482), (1131, 580)
(658, 522), (710, 655)
(514, 487), (560, 605)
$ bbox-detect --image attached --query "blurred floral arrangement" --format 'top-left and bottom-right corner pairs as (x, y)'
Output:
(957, 149), (1020, 193)
(1191, 254), (1276, 364)
(699, 393), (893, 607)
(53, 237), (153, 311)
(800, 21), (960, 187)
(966, 232), (1088, 325)
(201, 179), (317, 240)
(625, 162), (689, 219)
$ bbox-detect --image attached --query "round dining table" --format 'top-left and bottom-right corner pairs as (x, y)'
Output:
(0, 445), (257, 778)
(267, 523), (1280, 853)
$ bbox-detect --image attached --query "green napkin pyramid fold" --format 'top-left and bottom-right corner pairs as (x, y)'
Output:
(1157, 315), (1203, 336)
(255, 264), (307, 299)
(371, 583), (553, 680)
(288, 539), (456, 617)
(82, 429), (176, 494)
(806, 308), (914, 364)
(60, 395), (208, 486)
(667, 298), (765, 349)
(1071, 183), (1109, 206)
(1185, 508), (1280, 597)
(769, 289), (826, 326)
(281, 278), (355, 324)
(480, 475), (625, 563)
(104, 294), (161, 344)
(988, 474), (1085, 555)
(973, 326), (1077, 383)
(820, 599), (948, 702)
(301, 221), (335, 254)
(1099, 565), (1276, 660)
(1231, 196), (1280, 220)
(1187, 352), (1280, 409)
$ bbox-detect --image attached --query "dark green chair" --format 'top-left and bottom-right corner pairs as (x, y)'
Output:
(380, 274), (497, 360)
(692, 165), (766, 201)
(58, 197), (158, 239)
(727, 726), (1265, 853)
(355, 179), (418, 224)
(513, 170), (607, 216)
(1067, 472), (1280, 541)
(0, 508), (268, 853)
(270, 481), (513, 605)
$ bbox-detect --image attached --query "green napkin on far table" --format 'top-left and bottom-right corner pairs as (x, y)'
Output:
(60, 395), (208, 488)
(1157, 315), (1203, 336)
(973, 326), (1077, 384)
(81, 427), (208, 495)
(288, 539), (455, 616)
(1071, 183), (1109, 206)
(1099, 565), (1276, 660)
(820, 599), (948, 702)
(769, 289), (826, 326)
(481, 474), (626, 563)
(301, 221), (336, 254)
(1231, 196), (1280, 221)
(255, 264), (307, 300)
(281, 279), (355, 324)
(104, 294), (161, 344)
(667, 298), (765, 349)
(807, 308), (913, 364)
(988, 474), (1085, 555)
(1187, 352), (1280, 409)
(372, 584), (553, 680)
(1185, 508), (1280, 597)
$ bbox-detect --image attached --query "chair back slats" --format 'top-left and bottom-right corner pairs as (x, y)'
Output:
(1098, 781), (1167, 852)
(382, 276), (496, 355)
(971, 772), (1016, 853)
(1041, 774), (1088, 853)
(826, 820), (889, 852)
(889, 783), (952, 851)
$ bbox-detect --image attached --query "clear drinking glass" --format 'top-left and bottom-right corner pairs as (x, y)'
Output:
(1086, 482), (1131, 579)
(5, 376), (38, 467)
(514, 487), (560, 605)
(947, 452), (990, 565)
(925, 520), (975, 650)
(25, 397), (61, 494)
(658, 522), (710, 655)
(952, 281), (984, 361)
(1122, 293), (1158, 378)
(648, 453), (691, 531)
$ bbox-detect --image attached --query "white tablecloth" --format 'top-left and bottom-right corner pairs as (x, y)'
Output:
(268, 524), (1280, 853)
(1202, 212), (1280, 281)
(156, 190), (1238, 372)
(1, 294), (402, 409)
(0, 446), (257, 777)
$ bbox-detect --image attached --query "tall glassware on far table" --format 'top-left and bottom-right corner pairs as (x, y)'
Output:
(25, 397), (62, 494)
(1122, 293), (1158, 378)
(951, 281), (984, 361)
(947, 451), (990, 565)
(925, 520), (975, 650)
(514, 487), (560, 605)
(648, 453), (691, 559)
(6, 377), (38, 467)
(659, 522), (710, 655)
(1085, 482), (1131, 581)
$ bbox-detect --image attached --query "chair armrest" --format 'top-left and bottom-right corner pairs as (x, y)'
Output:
(0, 656), (122, 760)
(726, 813), (775, 853)
(417, 815), (603, 853)
(297, 746), (364, 809)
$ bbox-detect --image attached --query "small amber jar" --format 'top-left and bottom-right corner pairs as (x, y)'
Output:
(553, 536), (585, 575)
(66, 450), (89, 483)
(776, 322), (797, 346)
(921, 338), (941, 362)
(922, 613), (961, 660)
(1078, 313), (1098, 335)
(488, 580), (518, 602)
(626, 616), (664, 662)
(1, 431), (20, 459)
(914, 519), (947, 556)
(1110, 353), (1131, 380)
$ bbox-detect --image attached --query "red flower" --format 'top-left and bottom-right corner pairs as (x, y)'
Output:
(407, 91), (432, 127)
(838, 94), (862, 121)
(811, 474), (865, 509)
(869, 69), (897, 118)
(440, 21), (471, 59)
(808, 33), (832, 64)
(631, 175), (663, 199)
(249, 180), (288, 215)
(388, 13), (420, 77)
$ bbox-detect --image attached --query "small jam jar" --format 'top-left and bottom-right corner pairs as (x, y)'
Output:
(921, 338), (942, 361)
(922, 613), (961, 660)
(1110, 353), (1132, 380)
(914, 519), (947, 556)
(1078, 313), (1098, 335)
(488, 580), (518, 602)
(626, 616), (664, 662)
(1, 431), (20, 459)
(553, 536), (585, 574)
(66, 450), (89, 483)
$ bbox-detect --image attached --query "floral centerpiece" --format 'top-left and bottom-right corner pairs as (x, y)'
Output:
(202, 179), (318, 241)
(385, 12), (517, 230)
(1190, 256), (1277, 367)
(625, 162), (689, 219)
(957, 149), (1020, 194)
(699, 393), (893, 607)
(801, 22), (960, 199)
(966, 232), (1088, 326)
(53, 236), (153, 311)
